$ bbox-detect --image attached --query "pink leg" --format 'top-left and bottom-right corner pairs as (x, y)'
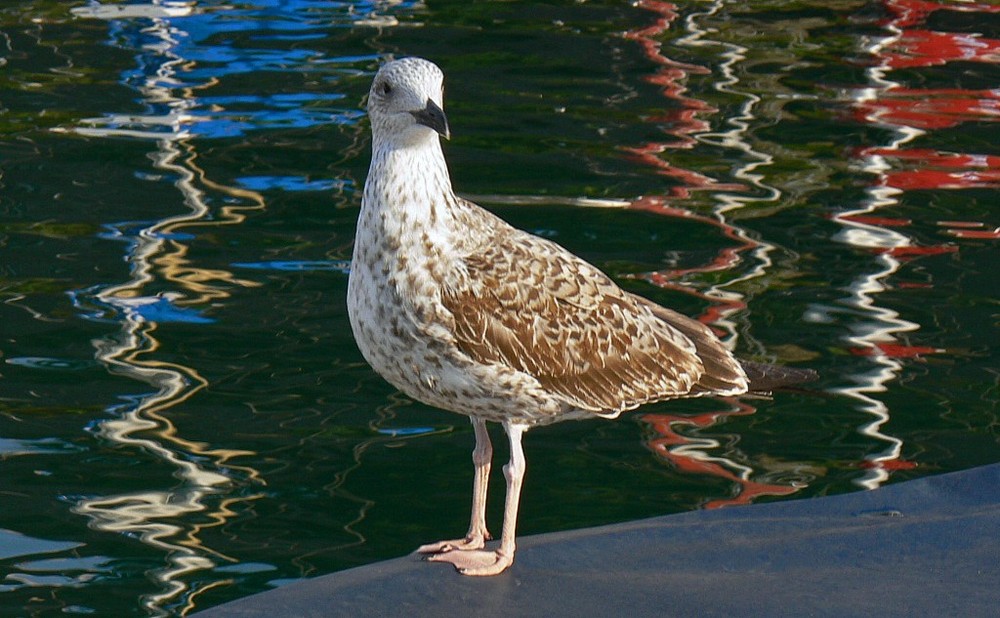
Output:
(426, 421), (527, 576)
(417, 416), (492, 553)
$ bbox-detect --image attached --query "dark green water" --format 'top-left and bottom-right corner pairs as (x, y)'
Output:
(1, 0), (998, 615)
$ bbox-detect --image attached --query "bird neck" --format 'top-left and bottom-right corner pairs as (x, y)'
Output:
(364, 133), (459, 236)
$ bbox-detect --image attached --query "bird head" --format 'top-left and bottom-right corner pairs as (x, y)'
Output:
(367, 57), (450, 147)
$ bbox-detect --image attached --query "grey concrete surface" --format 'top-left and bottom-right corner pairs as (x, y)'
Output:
(195, 463), (1000, 617)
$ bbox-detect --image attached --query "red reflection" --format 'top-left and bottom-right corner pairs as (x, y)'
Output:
(857, 458), (918, 471)
(858, 148), (1000, 190)
(852, 88), (1000, 130)
(837, 1), (1000, 484)
(862, 149), (1000, 168)
(623, 3), (758, 325)
(630, 196), (753, 329)
(879, 29), (1000, 69)
(933, 219), (1000, 239)
(623, 0), (747, 197)
(879, 169), (1000, 190)
(848, 343), (942, 357)
(641, 405), (799, 509)
(945, 228), (1000, 239)
(625, 4), (794, 505)
(874, 244), (958, 259)
(847, 0), (1000, 283)
(883, 0), (1000, 29)
(623, 143), (746, 199)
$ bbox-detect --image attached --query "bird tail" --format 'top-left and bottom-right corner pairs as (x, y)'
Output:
(739, 360), (818, 394)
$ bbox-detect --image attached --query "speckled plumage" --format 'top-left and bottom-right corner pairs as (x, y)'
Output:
(346, 57), (749, 576)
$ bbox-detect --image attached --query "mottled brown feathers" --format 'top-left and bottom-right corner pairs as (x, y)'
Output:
(440, 205), (747, 416)
(632, 297), (748, 397)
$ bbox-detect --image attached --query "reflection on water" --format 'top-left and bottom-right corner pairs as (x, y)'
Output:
(27, 1), (379, 613)
(0, 0), (998, 615)
(833, 0), (999, 487)
(62, 7), (270, 614)
(35, 1), (434, 612)
(622, 1), (809, 502)
(641, 402), (802, 509)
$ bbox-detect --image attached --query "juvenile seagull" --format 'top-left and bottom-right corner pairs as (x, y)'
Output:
(348, 57), (806, 576)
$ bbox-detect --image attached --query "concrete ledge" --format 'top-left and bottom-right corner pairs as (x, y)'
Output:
(195, 464), (1000, 617)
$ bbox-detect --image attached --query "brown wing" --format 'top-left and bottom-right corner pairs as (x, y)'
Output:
(441, 220), (739, 415)
(630, 296), (748, 397)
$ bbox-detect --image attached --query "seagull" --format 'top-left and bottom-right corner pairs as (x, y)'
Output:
(347, 57), (813, 576)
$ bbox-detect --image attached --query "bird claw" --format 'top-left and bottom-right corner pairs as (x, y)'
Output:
(425, 548), (513, 576)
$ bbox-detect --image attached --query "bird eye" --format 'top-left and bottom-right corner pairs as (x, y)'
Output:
(380, 82), (393, 96)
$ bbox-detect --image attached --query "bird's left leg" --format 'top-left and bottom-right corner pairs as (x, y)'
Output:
(417, 416), (492, 553)
(426, 421), (527, 576)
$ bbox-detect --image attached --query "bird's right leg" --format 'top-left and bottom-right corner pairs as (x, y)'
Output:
(416, 416), (492, 553)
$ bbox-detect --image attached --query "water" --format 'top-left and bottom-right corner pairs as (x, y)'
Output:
(1, 0), (998, 614)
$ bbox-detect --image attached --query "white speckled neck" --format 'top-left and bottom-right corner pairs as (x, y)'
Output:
(362, 130), (459, 253)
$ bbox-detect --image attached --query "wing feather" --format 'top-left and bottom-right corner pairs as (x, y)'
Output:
(440, 213), (739, 415)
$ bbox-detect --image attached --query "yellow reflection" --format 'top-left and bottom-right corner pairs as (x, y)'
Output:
(67, 5), (270, 615)
(78, 312), (266, 615)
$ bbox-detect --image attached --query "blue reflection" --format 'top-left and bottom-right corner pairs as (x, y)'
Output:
(97, 221), (197, 242)
(236, 175), (353, 192)
(74, 0), (421, 139)
(0, 437), (83, 457)
(4, 357), (98, 371)
(376, 427), (439, 437)
(0, 528), (82, 562)
(232, 260), (350, 273)
(70, 289), (217, 324)
(126, 296), (216, 323)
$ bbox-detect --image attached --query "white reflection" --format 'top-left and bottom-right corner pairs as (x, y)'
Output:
(71, 1), (194, 21)
(676, 0), (780, 351)
(833, 20), (922, 489)
(67, 6), (265, 616)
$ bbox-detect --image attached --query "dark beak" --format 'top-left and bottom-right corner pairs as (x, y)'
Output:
(410, 99), (450, 140)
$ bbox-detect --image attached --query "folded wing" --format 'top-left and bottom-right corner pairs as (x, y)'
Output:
(440, 212), (747, 416)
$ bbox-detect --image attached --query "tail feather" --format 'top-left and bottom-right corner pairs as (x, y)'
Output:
(740, 360), (818, 394)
